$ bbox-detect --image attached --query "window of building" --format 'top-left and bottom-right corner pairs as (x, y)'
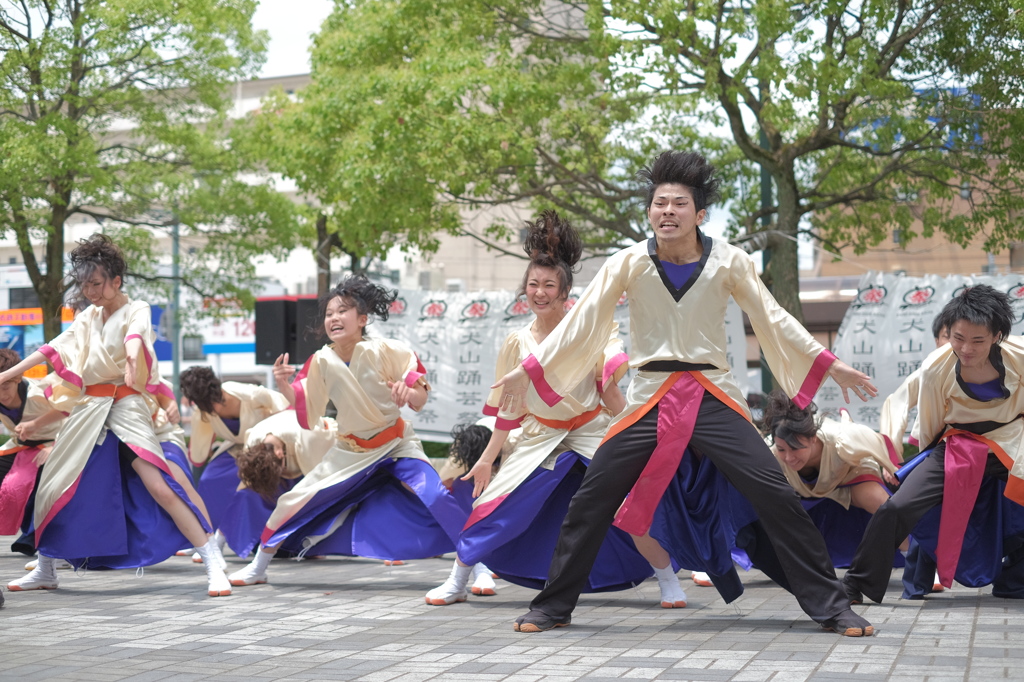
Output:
(9, 287), (39, 308)
(182, 335), (206, 361)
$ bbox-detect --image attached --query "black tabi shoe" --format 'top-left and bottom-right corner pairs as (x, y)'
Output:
(513, 609), (571, 633)
(820, 608), (874, 637)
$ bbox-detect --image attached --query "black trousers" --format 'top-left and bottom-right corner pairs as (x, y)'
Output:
(530, 392), (850, 622)
(845, 440), (1009, 602)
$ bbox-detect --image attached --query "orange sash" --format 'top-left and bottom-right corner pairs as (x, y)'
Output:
(533, 404), (603, 431)
(85, 384), (140, 401)
(343, 418), (406, 449)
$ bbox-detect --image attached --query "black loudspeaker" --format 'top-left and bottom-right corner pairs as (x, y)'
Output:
(254, 297), (296, 365)
(294, 296), (323, 364)
(254, 296), (321, 366)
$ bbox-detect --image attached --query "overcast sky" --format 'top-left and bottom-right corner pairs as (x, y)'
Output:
(253, 0), (335, 78)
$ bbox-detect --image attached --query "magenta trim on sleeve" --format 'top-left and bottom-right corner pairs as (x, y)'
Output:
(882, 435), (901, 466)
(793, 349), (837, 409)
(39, 344), (82, 389)
(292, 355), (316, 430)
(908, 436), (920, 447)
(598, 352), (629, 392)
(126, 334), (169, 397)
(495, 415), (523, 431)
(482, 404), (499, 417)
(404, 370), (425, 388)
(522, 354), (562, 407)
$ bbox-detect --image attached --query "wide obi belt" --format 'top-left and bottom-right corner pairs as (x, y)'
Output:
(0, 443), (30, 457)
(85, 384), (139, 401)
(338, 418), (405, 452)
(640, 361), (717, 372)
(533, 404), (603, 431)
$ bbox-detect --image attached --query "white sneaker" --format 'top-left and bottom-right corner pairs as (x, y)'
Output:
(658, 575), (688, 608)
(471, 563), (497, 596)
(24, 558), (72, 571)
(691, 571), (713, 587)
(9, 556), (58, 591)
(228, 558), (269, 587)
(932, 571), (945, 592)
(176, 548), (195, 557)
(191, 551), (202, 564)
(425, 562), (471, 606)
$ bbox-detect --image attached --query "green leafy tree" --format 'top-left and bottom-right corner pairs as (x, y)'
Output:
(257, 0), (1024, 320)
(0, 0), (302, 340)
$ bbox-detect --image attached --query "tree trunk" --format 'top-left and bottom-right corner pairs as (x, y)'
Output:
(315, 212), (331, 298)
(769, 172), (804, 326)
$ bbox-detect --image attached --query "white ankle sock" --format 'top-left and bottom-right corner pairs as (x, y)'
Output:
(450, 562), (473, 589)
(653, 564), (676, 582)
(253, 549), (274, 573)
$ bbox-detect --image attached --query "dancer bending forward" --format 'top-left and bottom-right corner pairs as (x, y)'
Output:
(229, 275), (466, 586)
(843, 285), (1024, 604)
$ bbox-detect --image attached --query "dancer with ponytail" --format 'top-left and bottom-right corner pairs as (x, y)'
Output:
(426, 211), (685, 609)
(228, 275), (465, 587)
(3, 234), (230, 597)
(493, 152), (877, 636)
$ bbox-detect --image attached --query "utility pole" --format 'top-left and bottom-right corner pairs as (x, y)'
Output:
(171, 218), (181, 401)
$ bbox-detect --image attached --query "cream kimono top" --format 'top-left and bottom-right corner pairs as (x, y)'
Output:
(265, 337), (429, 534)
(913, 337), (1024, 504)
(35, 300), (171, 537)
(776, 414), (898, 509)
(187, 382), (290, 466)
(473, 322), (627, 508)
(245, 410), (337, 480)
(524, 234), (834, 427)
(879, 367), (922, 460)
(41, 299), (171, 409)
(0, 374), (65, 448)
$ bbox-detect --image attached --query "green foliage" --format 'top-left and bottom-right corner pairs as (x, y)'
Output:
(0, 0), (304, 338)
(266, 0), (1024, 321)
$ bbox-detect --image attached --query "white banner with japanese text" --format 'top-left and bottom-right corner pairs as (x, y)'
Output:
(817, 272), (1024, 431)
(374, 288), (749, 441)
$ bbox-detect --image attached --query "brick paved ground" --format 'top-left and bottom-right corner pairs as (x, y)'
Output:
(0, 543), (1019, 681)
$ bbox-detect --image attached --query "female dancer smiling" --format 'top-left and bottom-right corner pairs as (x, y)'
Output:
(425, 211), (685, 608)
(228, 275), (465, 586)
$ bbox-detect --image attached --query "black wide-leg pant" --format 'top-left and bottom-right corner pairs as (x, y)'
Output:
(529, 391), (851, 622)
(845, 441), (1009, 603)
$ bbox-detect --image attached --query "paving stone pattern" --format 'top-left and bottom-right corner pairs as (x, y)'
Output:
(0, 546), (1019, 681)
